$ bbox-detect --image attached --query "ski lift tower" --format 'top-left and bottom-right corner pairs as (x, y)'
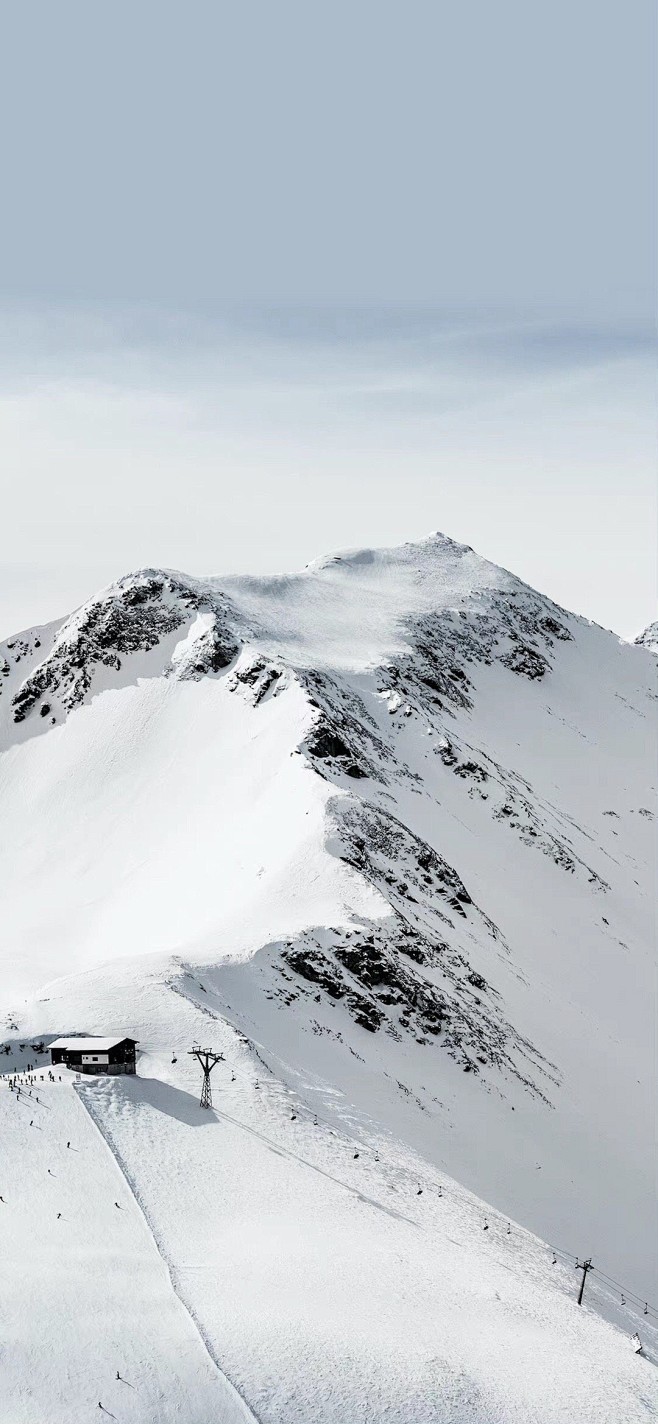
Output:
(188, 1046), (224, 1108)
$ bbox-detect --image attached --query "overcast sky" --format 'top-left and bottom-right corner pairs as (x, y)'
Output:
(0, 3), (654, 640)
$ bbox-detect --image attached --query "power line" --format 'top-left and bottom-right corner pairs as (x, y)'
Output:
(172, 1048), (658, 1322)
(6, 1056), (654, 1329)
(548, 1242), (657, 1319)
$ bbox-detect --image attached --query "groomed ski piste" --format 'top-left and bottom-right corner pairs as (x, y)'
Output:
(2, 1003), (657, 1424)
(1, 533), (656, 1421)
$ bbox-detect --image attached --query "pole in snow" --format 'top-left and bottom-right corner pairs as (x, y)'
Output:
(575, 1258), (593, 1306)
(188, 1047), (224, 1109)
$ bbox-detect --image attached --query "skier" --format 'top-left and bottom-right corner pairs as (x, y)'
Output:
(57, 1212), (61, 1220)
(114, 1201), (121, 1209)
(631, 1332), (643, 1355)
(0, 1195), (5, 1203)
(66, 1142), (70, 1149)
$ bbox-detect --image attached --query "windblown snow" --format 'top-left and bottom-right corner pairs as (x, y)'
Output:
(0, 533), (656, 1423)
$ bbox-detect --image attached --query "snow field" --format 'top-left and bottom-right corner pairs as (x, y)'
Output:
(0, 668), (385, 1000)
(74, 1030), (657, 1424)
(0, 1074), (255, 1424)
(0, 534), (655, 1420)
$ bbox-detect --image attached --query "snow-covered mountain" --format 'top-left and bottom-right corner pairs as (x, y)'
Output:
(1, 533), (656, 1423)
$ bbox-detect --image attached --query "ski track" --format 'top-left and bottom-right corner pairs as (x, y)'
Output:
(78, 1082), (262, 1424)
(0, 1076), (254, 1424)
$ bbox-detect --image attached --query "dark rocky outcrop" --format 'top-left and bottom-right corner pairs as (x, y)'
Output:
(10, 571), (239, 726)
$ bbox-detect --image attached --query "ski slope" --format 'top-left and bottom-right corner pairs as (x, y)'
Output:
(0, 1071), (254, 1424)
(0, 533), (655, 1418)
(1, 1010), (656, 1424)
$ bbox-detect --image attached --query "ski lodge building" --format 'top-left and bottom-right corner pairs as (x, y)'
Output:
(49, 1036), (138, 1076)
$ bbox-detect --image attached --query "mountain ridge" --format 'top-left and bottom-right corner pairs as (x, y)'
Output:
(2, 529), (631, 747)
(0, 532), (655, 1329)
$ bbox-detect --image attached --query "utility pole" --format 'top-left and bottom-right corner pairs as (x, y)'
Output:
(188, 1046), (224, 1108)
(575, 1257), (593, 1306)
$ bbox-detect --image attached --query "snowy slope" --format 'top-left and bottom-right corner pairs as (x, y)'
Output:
(2, 985), (656, 1424)
(0, 1070), (254, 1424)
(0, 533), (656, 1419)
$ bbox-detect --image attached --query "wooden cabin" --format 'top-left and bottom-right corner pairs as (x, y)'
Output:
(49, 1036), (138, 1076)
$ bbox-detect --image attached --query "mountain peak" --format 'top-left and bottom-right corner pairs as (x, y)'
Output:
(0, 533), (593, 741)
(0, 528), (656, 1391)
(305, 529), (472, 570)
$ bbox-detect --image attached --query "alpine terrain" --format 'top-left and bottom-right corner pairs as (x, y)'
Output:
(0, 532), (656, 1424)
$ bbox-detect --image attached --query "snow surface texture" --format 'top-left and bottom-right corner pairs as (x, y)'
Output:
(0, 533), (656, 1421)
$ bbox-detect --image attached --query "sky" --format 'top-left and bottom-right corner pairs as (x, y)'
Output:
(0, 2), (655, 640)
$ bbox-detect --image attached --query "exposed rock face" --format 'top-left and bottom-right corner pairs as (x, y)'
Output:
(635, 621), (658, 655)
(4, 571), (239, 729)
(0, 534), (650, 1115)
(274, 921), (556, 1095)
(399, 590), (573, 715)
(1, 530), (655, 1342)
(304, 718), (369, 780)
